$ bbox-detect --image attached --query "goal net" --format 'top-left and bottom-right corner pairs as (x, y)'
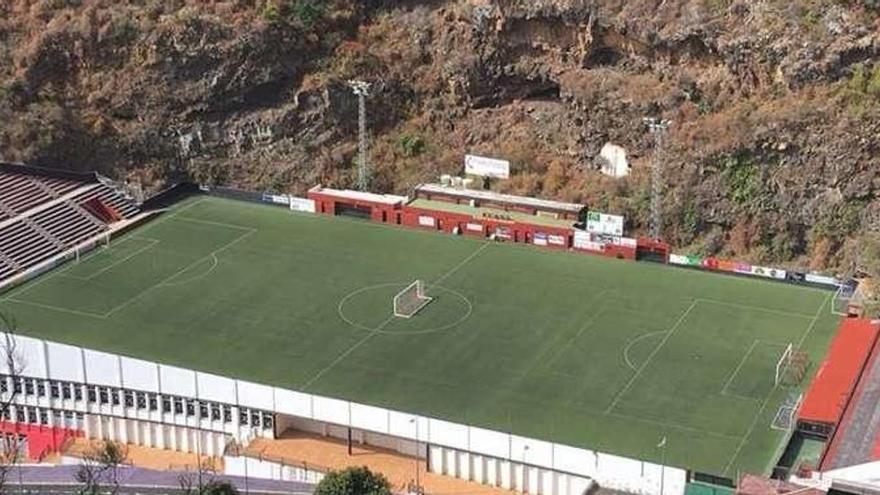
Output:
(393, 280), (433, 318)
(832, 280), (860, 316)
(771, 392), (803, 431)
(775, 344), (810, 386)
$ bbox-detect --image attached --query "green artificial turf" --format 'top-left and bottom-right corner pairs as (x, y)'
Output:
(0, 196), (841, 477)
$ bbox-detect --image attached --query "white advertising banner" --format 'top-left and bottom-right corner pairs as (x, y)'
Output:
(751, 265), (787, 280)
(418, 215), (436, 227)
(669, 254), (689, 265)
(466, 223), (483, 232)
(534, 233), (549, 246)
(548, 234), (566, 246)
(806, 273), (839, 287)
(586, 212), (624, 237)
(289, 197), (316, 213)
(465, 154), (510, 179)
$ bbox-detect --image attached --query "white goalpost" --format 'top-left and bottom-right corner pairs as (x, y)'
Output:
(774, 343), (794, 387)
(393, 280), (433, 318)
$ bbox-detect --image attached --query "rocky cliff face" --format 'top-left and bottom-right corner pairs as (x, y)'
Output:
(1, 0), (878, 272)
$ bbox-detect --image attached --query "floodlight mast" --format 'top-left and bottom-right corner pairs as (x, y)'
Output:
(349, 80), (372, 191)
(643, 117), (670, 241)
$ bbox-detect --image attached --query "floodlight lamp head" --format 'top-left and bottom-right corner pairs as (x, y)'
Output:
(348, 80), (372, 96)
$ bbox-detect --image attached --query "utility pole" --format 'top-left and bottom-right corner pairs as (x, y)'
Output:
(643, 118), (670, 240)
(349, 80), (372, 191)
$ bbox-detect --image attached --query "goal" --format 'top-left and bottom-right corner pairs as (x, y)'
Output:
(393, 280), (433, 318)
(775, 344), (810, 386)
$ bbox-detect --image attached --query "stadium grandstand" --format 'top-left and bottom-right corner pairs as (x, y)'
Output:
(0, 163), (140, 287)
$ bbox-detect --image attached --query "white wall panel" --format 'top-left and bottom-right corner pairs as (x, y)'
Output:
(553, 443), (596, 478)
(388, 410), (427, 441)
(10, 335), (47, 378)
(236, 380), (274, 410)
(427, 418), (469, 451)
(196, 372), (236, 404)
(511, 435), (554, 469)
(468, 427), (509, 459)
(312, 395), (349, 426)
(274, 388), (312, 417)
(159, 364), (196, 398)
(83, 349), (120, 386)
(350, 403), (389, 433)
(595, 453), (643, 492)
(120, 357), (159, 392)
(45, 342), (83, 382)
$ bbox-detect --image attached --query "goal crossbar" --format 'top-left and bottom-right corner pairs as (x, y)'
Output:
(393, 280), (433, 318)
(775, 343), (794, 387)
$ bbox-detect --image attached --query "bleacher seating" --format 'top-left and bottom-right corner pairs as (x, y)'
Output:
(0, 166), (140, 285)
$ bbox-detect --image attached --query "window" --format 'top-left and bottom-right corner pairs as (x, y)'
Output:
(239, 409), (249, 426)
(162, 397), (171, 413)
(99, 388), (109, 405)
(87, 386), (97, 403)
(36, 381), (45, 397)
(136, 392), (146, 410)
(173, 398), (183, 415)
(110, 389), (120, 406)
(15, 408), (24, 423)
(211, 404), (221, 421)
(124, 391), (134, 408)
(200, 403), (209, 419)
(24, 379), (34, 396)
(26, 408), (36, 424)
(50, 383), (60, 399)
(74, 386), (82, 402)
(222, 405), (232, 423)
(12, 378), (21, 394)
(62, 383), (72, 400)
(186, 400), (196, 417)
(262, 412), (273, 430)
(52, 410), (63, 424)
(0, 377), (7, 394)
(251, 411), (260, 426)
(39, 410), (48, 425)
(148, 394), (158, 411)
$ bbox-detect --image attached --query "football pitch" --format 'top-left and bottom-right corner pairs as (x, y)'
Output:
(0, 196), (840, 477)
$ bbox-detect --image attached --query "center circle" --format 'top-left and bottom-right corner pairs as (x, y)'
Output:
(338, 282), (473, 335)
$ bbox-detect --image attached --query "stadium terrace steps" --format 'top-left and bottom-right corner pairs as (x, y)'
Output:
(0, 167), (141, 285)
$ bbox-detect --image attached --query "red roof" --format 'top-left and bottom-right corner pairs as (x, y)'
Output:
(798, 318), (880, 425)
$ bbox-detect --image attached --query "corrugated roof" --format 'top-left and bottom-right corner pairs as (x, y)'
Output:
(416, 183), (584, 213)
(309, 185), (407, 206)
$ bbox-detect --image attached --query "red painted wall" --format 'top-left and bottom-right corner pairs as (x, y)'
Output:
(0, 421), (83, 460)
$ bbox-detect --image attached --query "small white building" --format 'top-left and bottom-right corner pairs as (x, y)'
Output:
(599, 143), (630, 178)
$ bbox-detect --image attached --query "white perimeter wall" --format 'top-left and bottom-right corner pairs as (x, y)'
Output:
(8, 334), (687, 495)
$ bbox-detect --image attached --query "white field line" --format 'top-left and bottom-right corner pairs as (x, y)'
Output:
(720, 339), (760, 396)
(696, 298), (814, 320)
(428, 241), (491, 289)
(604, 299), (699, 414)
(81, 239), (160, 280)
(102, 228), (257, 318)
(175, 216), (255, 231)
(304, 241), (491, 390)
(5, 297), (108, 319)
(721, 293), (830, 476)
(606, 410), (742, 441)
(623, 330), (670, 372)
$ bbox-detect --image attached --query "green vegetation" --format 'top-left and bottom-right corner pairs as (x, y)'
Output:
(315, 467), (391, 495)
(721, 153), (762, 206)
(0, 196), (840, 477)
(397, 133), (426, 157)
(263, 0), (328, 29)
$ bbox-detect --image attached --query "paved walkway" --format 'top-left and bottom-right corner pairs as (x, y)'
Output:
(5, 464), (313, 494)
(824, 335), (880, 469)
(248, 430), (518, 495)
(64, 437), (223, 472)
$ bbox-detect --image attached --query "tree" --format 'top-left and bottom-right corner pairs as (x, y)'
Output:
(855, 233), (880, 317)
(76, 440), (129, 495)
(314, 466), (392, 495)
(0, 312), (24, 495)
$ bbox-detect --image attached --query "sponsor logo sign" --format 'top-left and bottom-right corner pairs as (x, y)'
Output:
(418, 215), (436, 227)
(751, 265), (787, 280)
(466, 222), (483, 232)
(465, 154), (511, 179)
(289, 197), (316, 213)
(669, 254), (689, 265)
(534, 232), (549, 246)
(805, 273), (839, 287)
(548, 234), (566, 246)
(586, 212), (624, 237)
